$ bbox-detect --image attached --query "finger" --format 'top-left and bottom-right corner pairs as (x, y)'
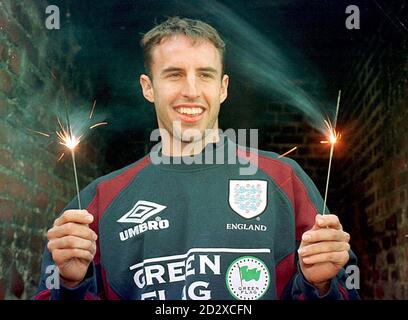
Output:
(302, 251), (349, 265)
(47, 236), (95, 253)
(298, 241), (350, 257)
(48, 223), (98, 242)
(51, 248), (94, 265)
(302, 229), (350, 243)
(315, 214), (342, 230)
(54, 210), (93, 227)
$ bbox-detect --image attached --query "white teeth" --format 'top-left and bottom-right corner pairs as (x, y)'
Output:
(175, 107), (203, 115)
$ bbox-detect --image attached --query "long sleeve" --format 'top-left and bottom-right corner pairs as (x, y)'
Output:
(278, 156), (360, 300)
(282, 249), (360, 300)
(33, 180), (104, 300)
(34, 247), (100, 300)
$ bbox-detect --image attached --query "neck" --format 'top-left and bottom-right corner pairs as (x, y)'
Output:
(160, 126), (220, 157)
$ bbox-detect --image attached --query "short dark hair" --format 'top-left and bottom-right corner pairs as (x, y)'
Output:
(141, 17), (226, 77)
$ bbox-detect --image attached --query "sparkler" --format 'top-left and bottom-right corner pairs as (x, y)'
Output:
(321, 90), (342, 215)
(56, 115), (83, 209)
(29, 92), (107, 210)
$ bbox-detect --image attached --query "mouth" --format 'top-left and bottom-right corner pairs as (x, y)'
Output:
(173, 104), (206, 123)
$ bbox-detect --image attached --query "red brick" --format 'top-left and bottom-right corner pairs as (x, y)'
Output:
(0, 278), (5, 300)
(30, 258), (39, 276)
(55, 199), (66, 213)
(8, 176), (29, 199)
(53, 180), (64, 195)
(10, 264), (24, 299)
(0, 172), (11, 193)
(37, 170), (50, 189)
(0, 44), (8, 61)
(0, 199), (14, 222)
(30, 234), (44, 253)
(0, 70), (12, 94)
(0, 12), (9, 33)
(0, 149), (13, 168)
(34, 192), (48, 211)
(6, 21), (24, 46)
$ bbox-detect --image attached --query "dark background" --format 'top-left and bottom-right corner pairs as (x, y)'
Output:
(0, 0), (407, 299)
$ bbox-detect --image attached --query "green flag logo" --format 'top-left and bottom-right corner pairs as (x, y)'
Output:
(240, 266), (261, 282)
(226, 256), (270, 300)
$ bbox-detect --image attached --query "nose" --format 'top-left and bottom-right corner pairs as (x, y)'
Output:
(181, 75), (200, 99)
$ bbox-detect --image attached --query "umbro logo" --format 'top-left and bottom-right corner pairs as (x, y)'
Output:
(117, 200), (167, 224)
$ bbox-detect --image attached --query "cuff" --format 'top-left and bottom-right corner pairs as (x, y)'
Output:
(51, 264), (95, 300)
(296, 272), (343, 300)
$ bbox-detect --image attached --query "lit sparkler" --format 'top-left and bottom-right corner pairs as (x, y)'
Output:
(321, 90), (341, 215)
(29, 91), (106, 210)
(56, 116), (83, 209)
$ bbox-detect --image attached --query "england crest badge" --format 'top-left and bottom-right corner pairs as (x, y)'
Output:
(229, 180), (268, 219)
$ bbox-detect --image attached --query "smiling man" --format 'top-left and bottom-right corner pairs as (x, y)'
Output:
(139, 20), (229, 156)
(35, 17), (359, 300)
(140, 33), (228, 153)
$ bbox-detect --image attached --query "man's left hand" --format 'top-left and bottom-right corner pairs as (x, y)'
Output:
(298, 214), (351, 295)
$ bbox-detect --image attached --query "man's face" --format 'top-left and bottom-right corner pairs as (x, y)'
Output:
(140, 35), (229, 143)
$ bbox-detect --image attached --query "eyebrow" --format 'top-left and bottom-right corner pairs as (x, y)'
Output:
(161, 66), (218, 75)
(197, 67), (218, 74)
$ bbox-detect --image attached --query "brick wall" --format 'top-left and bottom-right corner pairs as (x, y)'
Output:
(260, 3), (408, 300)
(334, 4), (408, 299)
(0, 1), (107, 299)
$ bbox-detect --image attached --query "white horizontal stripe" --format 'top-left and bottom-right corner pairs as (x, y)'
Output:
(129, 247), (271, 270)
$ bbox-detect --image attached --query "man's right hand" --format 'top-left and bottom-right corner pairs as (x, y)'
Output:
(47, 210), (98, 288)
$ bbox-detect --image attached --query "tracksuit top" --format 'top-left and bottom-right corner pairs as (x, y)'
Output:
(35, 134), (359, 300)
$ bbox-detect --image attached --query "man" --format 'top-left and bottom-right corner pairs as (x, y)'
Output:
(35, 17), (359, 300)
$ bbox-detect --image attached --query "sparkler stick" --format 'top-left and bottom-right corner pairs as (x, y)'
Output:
(322, 90), (341, 215)
(62, 97), (83, 210)
(29, 81), (106, 210)
(70, 148), (82, 209)
(56, 115), (83, 210)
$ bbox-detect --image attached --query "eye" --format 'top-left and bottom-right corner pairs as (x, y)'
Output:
(168, 73), (181, 79)
(200, 73), (213, 79)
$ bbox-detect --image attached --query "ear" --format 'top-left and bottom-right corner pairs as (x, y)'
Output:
(140, 74), (155, 103)
(220, 74), (229, 104)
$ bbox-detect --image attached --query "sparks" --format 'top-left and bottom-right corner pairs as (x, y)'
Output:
(55, 117), (82, 150)
(320, 120), (341, 145)
(55, 115), (83, 209)
(278, 146), (298, 158)
(89, 99), (97, 119)
(27, 128), (51, 138)
(57, 153), (65, 162)
(29, 83), (108, 210)
(322, 90), (342, 215)
(90, 122), (108, 129)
